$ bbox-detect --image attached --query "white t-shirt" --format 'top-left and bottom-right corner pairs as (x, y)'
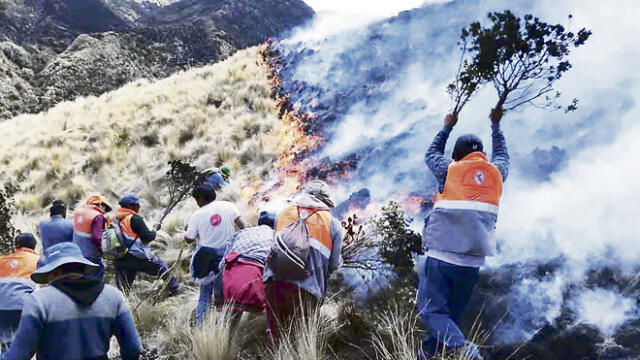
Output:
(185, 201), (241, 248)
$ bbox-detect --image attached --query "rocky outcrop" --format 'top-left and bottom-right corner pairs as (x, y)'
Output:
(0, 0), (314, 120)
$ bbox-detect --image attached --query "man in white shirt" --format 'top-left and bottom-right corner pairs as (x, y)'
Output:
(184, 185), (246, 325)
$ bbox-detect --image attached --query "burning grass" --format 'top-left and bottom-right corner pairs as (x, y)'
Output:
(0, 43), (500, 360)
(0, 47), (281, 234)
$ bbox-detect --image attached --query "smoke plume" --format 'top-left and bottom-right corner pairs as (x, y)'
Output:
(278, 0), (640, 343)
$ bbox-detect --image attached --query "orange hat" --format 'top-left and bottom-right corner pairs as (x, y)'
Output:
(86, 195), (113, 212)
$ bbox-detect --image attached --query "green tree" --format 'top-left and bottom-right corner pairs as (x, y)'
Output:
(372, 202), (422, 278)
(459, 10), (591, 114)
(159, 159), (206, 223)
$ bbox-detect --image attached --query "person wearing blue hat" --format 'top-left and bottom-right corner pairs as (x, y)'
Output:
(2, 242), (142, 360)
(111, 194), (180, 294)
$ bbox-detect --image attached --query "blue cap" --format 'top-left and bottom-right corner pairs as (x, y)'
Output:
(452, 134), (484, 161)
(119, 194), (141, 207)
(31, 242), (98, 284)
(258, 211), (276, 229)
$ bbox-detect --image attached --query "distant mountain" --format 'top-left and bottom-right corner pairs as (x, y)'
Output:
(0, 0), (313, 120)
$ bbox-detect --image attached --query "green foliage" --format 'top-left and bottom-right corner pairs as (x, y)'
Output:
(340, 214), (382, 270)
(447, 37), (485, 115)
(160, 160), (206, 223)
(0, 185), (17, 255)
(459, 10), (591, 112)
(372, 201), (422, 278)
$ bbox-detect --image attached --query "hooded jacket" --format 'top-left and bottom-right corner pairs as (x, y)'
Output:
(2, 283), (142, 360)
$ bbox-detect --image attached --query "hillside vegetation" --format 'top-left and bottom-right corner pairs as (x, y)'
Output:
(0, 46), (481, 360)
(0, 47), (279, 233)
(0, 0), (313, 119)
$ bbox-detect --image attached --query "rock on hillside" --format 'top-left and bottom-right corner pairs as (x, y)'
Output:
(0, 0), (314, 120)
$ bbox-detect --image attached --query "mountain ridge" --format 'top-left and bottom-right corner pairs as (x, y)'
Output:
(0, 0), (314, 120)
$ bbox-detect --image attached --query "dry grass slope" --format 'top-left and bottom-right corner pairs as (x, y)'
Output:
(0, 46), (280, 235)
(0, 46), (488, 360)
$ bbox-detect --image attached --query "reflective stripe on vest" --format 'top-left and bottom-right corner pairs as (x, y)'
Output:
(73, 206), (103, 236)
(0, 248), (39, 279)
(434, 151), (503, 209)
(276, 205), (333, 258)
(433, 200), (499, 214)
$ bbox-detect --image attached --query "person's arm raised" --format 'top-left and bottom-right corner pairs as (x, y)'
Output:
(425, 114), (455, 189)
(489, 107), (510, 181)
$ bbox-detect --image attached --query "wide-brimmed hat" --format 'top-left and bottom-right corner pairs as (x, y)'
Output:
(291, 180), (336, 209)
(31, 242), (98, 284)
(86, 195), (112, 212)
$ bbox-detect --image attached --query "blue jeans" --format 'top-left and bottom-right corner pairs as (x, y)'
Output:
(417, 256), (479, 357)
(193, 246), (226, 326)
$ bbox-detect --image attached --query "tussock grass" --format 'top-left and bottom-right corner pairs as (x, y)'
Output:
(0, 47), (279, 231)
(371, 304), (422, 360)
(269, 301), (343, 360)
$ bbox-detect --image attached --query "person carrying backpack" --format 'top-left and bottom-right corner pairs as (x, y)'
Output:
(1, 242), (142, 360)
(263, 180), (343, 342)
(111, 195), (180, 295)
(0, 234), (39, 353)
(72, 195), (112, 280)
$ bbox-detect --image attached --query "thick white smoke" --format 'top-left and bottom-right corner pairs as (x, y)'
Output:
(284, 0), (640, 343)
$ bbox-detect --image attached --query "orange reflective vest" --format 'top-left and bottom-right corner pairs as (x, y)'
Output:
(434, 151), (503, 210)
(276, 205), (333, 258)
(73, 205), (104, 238)
(424, 151), (504, 257)
(0, 248), (39, 279)
(110, 208), (138, 239)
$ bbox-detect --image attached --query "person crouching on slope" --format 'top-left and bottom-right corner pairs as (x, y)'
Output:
(112, 194), (180, 295)
(216, 212), (277, 325)
(418, 109), (509, 360)
(203, 165), (232, 190)
(0, 233), (39, 353)
(263, 180), (343, 342)
(2, 242), (142, 360)
(184, 185), (246, 326)
(72, 195), (113, 280)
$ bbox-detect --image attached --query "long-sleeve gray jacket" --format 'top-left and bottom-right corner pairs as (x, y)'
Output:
(423, 123), (510, 267)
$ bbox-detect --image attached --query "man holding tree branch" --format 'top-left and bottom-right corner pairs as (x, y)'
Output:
(418, 108), (509, 359)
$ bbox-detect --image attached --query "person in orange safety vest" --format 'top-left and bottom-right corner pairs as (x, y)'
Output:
(418, 109), (510, 360)
(111, 194), (180, 295)
(72, 195), (112, 280)
(0, 233), (39, 352)
(263, 180), (343, 342)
